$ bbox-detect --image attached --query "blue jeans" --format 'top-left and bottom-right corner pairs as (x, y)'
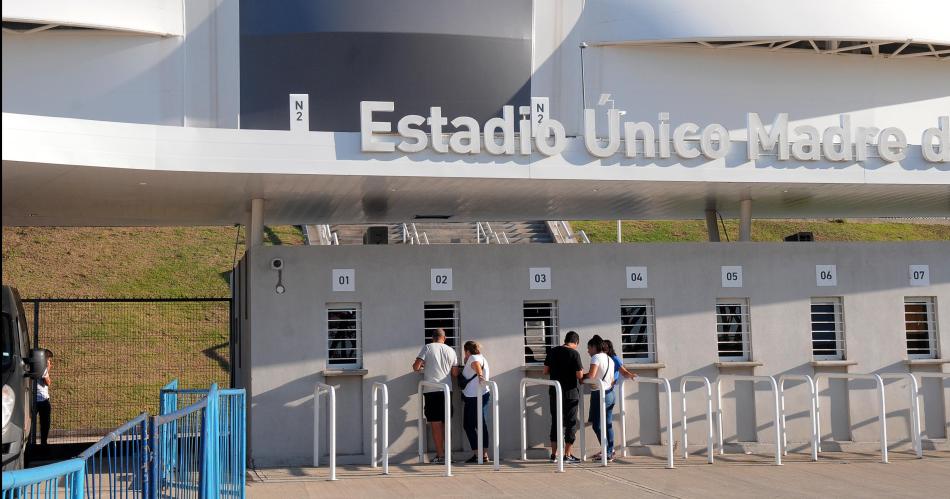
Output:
(463, 393), (490, 451)
(588, 389), (616, 455)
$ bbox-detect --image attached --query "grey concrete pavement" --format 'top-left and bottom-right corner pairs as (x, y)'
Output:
(247, 451), (950, 498)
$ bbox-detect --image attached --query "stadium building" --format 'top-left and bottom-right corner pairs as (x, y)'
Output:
(2, 0), (948, 466)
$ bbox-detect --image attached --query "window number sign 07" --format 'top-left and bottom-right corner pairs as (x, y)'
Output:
(431, 268), (453, 291)
(332, 268), (355, 292)
(626, 266), (648, 289)
(909, 265), (930, 286)
(529, 267), (552, 290)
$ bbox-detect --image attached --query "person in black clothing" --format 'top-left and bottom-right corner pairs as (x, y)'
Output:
(543, 331), (583, 463)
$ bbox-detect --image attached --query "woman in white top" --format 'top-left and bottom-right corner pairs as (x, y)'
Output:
(458, 340), (491, 463)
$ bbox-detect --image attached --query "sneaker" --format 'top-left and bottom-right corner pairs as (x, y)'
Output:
(565, 455), (581, 464)
(591, 452), (603, 461)
(465, 455), (478, 464)
(431, 456), (445, 464)
(607, 452), (616, 462)
(549, 453), (557, 462)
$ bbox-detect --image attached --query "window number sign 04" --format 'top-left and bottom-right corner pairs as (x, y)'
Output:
(626, 266), (648, 289)
(332, 269), (355, 292)
(529, 267), (551, 290)
(431, 268), (453, 291)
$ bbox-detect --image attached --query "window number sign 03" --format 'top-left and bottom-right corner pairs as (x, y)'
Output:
(431, 268), (453, 291)
(529, 267), (552, 290)
(909, 265), (930, 286)
(626, 266), (648, 289)
(816, 265), (837, 287)
(332, 269), (355, 292)
(721, 266), (743, 288)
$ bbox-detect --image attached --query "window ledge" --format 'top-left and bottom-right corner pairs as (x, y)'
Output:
(715, 361), (763, 368)
(322, 369), (368, 377)
(811, 360), (858, 368)
(623, 363), (666, 370)
(521, 365), (546, 372)
(904, 358), (950, 366)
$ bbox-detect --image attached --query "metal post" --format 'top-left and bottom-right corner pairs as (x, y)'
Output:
(313, 383), (337, 480)
(418, 381), (452, 477)
(814, 373), (891, 463)
(477, 384), (484, 465)
(705, 209), (721, 242)
(778, 375), (818, 461)
(680, 376), (714, 463)
(739, 198), (752, 241)
(520, 378), (564, 472)
(371, 382), (389, 474)
(616, 220), (622, 243)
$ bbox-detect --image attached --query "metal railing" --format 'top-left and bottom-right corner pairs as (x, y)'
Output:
(577, 230), (591, 243)
(78, 412), (150, 498)
(151, 384), (219, 498)
(519, 378), (565, 472)
(679, 376), (715, 463)
(577, 379), (609, 466)
(371, 382), (390, 475)
(313, 382), (338, 480)
(1, 458), (86, 499)
(617, 376), (675, 469)
(814, 373), (888, 463)
(476, 379), (501, 470)
(914, 372), (950, 454)
(715, 375), (782, 465)
(878, 373), (922, 459)
(417, 381), (452, 477)
(777, 375), (818, 461)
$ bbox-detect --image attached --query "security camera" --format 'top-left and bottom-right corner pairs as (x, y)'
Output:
(271, 258), (283, 270)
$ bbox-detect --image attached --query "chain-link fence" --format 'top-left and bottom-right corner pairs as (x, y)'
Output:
(23, 298), (231, 444)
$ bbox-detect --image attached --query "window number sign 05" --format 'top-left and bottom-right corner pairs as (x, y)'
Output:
(529, 267), (552, 290)
(431, 268), (453, 291)
(626, 266), (648, 289)
(332, 268), (355, 292)
(909, 265), (930, 286)
(721, 266), (743, 288)
(816, 265), (837, 287)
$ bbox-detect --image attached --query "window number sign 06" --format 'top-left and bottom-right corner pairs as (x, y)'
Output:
(431, 268), (453, 291)
(529, 267), (552, 290)
(909, 265), (930, 286)
(332, 268), (355, 292)
(721, 266), (743, 288)
(626, 266), (648, 289)
(816, 265), (837, 287)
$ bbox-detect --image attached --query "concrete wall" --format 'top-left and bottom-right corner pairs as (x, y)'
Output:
(245, 242), (949, 466)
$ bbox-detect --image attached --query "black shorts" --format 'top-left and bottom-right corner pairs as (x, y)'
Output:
(423, 391), (453, 422)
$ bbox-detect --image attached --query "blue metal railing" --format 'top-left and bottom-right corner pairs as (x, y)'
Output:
(151, 385), (216, 498)
(77, 412), (150, 498)
(1, 458), (85, 499)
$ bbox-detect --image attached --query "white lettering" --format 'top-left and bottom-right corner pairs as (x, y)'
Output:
(360, 101), (395, 152)
(624, 122), (656, 158)
(878, 127), (907, 162)
(427, 107), (449, 153)
(583, 108), (621, 158)
(396, 114), (427, 153)
(821, 114), (852, 161)
(791, 125), (820, 161)
(747, 113), (789, 160)
(673, 122), (701, 159)
(700, 124), (731, 159)
(484, 106), (516, 155)
(449, 116), (481, 154)
(922, 116), (950, 162)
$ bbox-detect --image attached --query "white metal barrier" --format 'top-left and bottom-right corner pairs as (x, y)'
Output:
(417, 381), (452, 476)
(519, 378), (565, 472)
(577, 379), (609, 466)
(679, 376), (715, 463)
(476, 379), (501, 470)
(714, 375), (782, 465)
(914, 372), (950, 453)
(878, 373), (923, 459)
(777, 375), (818, 461)
(617, 376), (675, 469)
(313, 382), (337, 480)
(371, 382), (389, 475)
(814, 373), (888, 463)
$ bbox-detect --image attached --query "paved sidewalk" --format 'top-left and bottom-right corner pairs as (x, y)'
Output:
(247, 451), (950, 498)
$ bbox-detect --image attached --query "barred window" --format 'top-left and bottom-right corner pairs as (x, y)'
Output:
(424, 302), (460, 354)
(524, 301), (558, 365)
(327, 304), (361, 368)
(620, 299), (656, 362)
(811, 298), (845, 360)
(716, 299), (751, 361)
(905, 297), (939, 359)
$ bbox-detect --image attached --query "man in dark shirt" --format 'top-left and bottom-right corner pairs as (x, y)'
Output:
(543, 331), (583, 463)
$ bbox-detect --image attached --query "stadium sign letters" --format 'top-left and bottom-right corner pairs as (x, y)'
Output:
(360, 101), (949, 163)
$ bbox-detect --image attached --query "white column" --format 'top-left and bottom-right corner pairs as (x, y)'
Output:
(705, 209), (721, 242)
(247, 198), (264, 249)
(739, 199), (752, 242)
(616, 220), (622, 243)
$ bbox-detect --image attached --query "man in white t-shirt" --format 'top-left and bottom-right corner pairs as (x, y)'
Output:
(412, 329), (459, 464)
(583, 335), (616, 461)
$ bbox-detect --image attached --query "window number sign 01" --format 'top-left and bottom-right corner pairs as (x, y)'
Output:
(332, 269), (355, 292)
(529, 267), (552, 290)
(909, 265), (930, 286)
(815, 265), (837, 287)
(721, 266), (743, 288)
(626, 266), (648, 289)
(431, 268), (453, 291)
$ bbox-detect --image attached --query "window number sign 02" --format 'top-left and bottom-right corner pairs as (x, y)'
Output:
(626, 266), (648, 289)
(431, 268), (453, 291)
(529, 267), (551, 290)
(721, 266), (743, 288)
(815, 265), (837, 287)
(332, 268), (355, 292)
(909, 265), (930, 286)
